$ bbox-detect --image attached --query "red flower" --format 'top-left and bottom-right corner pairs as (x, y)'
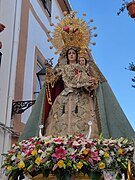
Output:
(53, 138), (63, 144)
(35, 141), (42, 145)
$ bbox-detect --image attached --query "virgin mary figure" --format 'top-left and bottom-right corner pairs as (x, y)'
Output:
(19, 12), (134, 141)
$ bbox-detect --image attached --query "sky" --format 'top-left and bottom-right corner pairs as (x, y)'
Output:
(70, 0), (135, 130)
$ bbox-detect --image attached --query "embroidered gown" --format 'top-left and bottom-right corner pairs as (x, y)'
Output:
(44, 63), (99, 138)
(18, 58), (135, 142)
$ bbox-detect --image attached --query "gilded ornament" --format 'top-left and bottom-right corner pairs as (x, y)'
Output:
(63, 11), (68, 16)
(93, 33), (98, 37)
(50, 23), (54, 26)
(83, 13), (87, 16)
(47, 11), (97, 55)
(49, 46), (53, 49)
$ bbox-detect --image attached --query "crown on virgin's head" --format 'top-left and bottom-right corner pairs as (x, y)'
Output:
(47, 11), (97, 55)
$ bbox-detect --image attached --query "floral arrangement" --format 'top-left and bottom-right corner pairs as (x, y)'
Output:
(1, 135), (135, 180)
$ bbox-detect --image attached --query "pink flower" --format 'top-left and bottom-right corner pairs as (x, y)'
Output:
(90, 151), (100, 161)
(52, 146), (67, 160)
(70, 155), (76, 161)
(25, 149), (32, 156)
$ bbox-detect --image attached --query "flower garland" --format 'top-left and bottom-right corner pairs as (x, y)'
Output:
(1, 135), (135, 180)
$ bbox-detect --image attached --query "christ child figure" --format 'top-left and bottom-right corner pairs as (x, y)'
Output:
(76, 57), (92, 88)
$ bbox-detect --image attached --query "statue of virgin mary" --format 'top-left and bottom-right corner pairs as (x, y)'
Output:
(19, 12), (134, 141)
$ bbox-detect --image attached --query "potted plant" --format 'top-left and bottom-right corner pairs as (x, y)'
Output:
(117, 0), (135, 18)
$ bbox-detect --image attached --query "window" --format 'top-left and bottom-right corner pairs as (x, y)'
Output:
(40, 0), (52, 17)
(34, 61), (44, 99)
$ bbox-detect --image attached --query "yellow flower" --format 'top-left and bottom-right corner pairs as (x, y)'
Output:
(83, 148), (89, 155)
(117, 148), (123, 155)
(7, 166), (12, 171)
(32, 149), (37, 156)
(35, 156), (41, 166)
(18, 161), (25, 169)
(17, 153), (21, 159)
(57, 160), (65, 168)
(76, 162), (83, 169)
(99, 162), (105, 169)
(104, 152), (109, 158)
(45, 139), (50, 144)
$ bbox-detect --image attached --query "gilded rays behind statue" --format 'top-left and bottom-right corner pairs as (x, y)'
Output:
(47, 11), (97, 55)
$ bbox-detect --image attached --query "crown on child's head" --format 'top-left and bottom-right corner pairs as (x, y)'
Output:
(47, 11), (97, 55)
(78, 48), (90, 60)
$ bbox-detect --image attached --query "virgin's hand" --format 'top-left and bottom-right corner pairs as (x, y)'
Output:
(88, 76), (97, 88)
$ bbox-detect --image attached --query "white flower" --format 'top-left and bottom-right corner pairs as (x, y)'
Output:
(123, 139), (128, 144)
(68, 148), (76, 155)
(91, 146), (97, 152)
(46, 147), (53, 152)
(12, 144), (15, 148)
(20, 152), (25, 158)
(99, 150), (104, 156)
(38, 149), (43, 154)
(108, 139), (117, 144)
(110, 151), (115, 156)
(73, 141), (80, 146)
(126, 145), (134, 151)
(11, 155), (16, 161)
(117, 137), (124, 146)
(105, 157), (113, 165)
(41, 151), (47, 158)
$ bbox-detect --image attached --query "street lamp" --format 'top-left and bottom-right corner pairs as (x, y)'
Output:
(36, 67), (46, 89)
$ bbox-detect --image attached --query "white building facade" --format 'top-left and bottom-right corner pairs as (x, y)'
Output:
(0, 0), (71, 167)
